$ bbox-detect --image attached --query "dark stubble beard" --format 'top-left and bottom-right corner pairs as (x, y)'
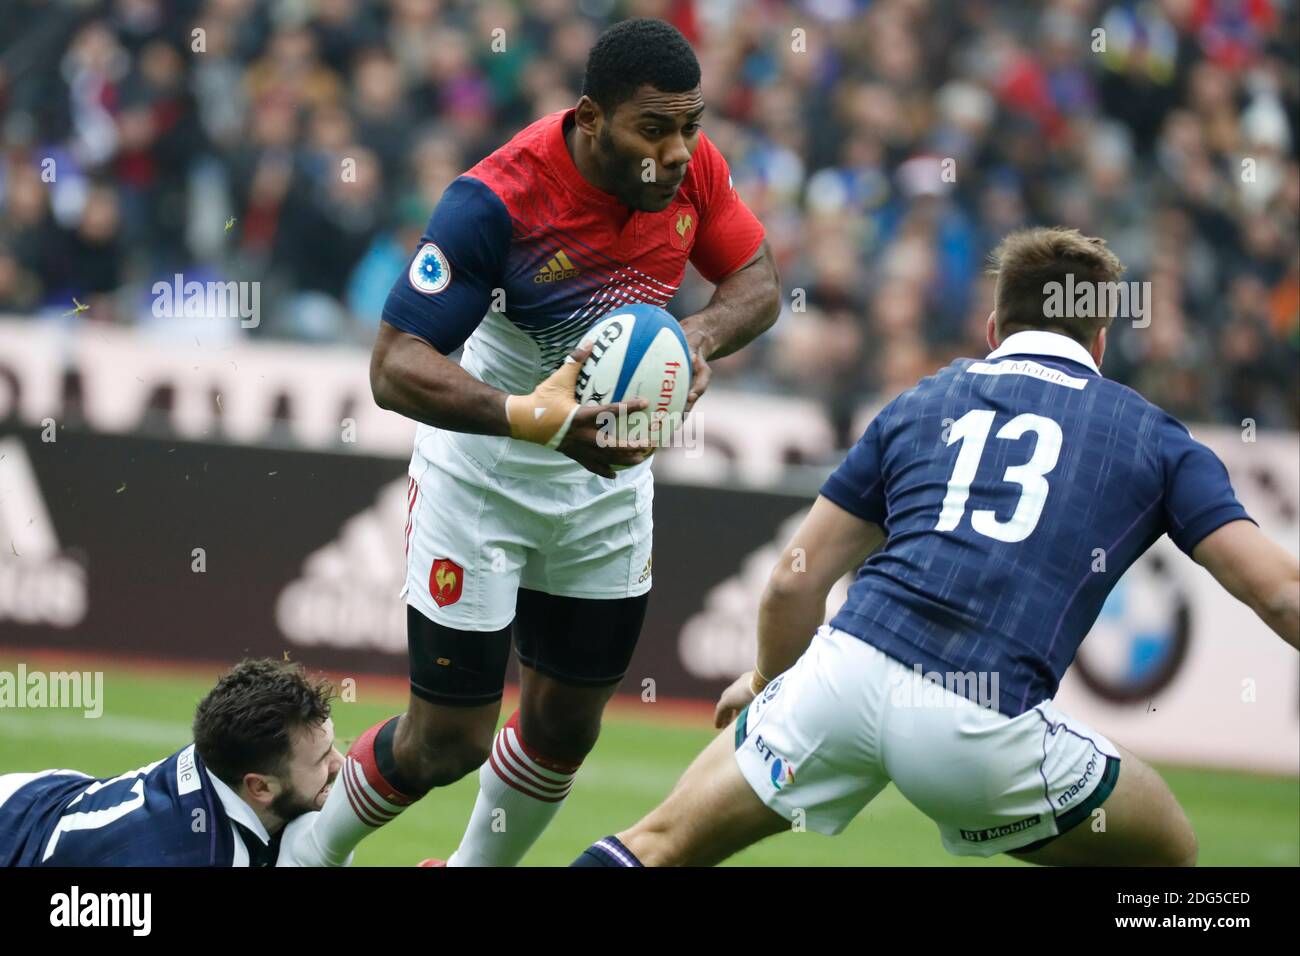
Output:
(597, 124), (651, 211)
(269, 783), (319, 825)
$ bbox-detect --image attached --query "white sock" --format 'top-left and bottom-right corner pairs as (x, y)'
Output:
(446, 711), (578, 867)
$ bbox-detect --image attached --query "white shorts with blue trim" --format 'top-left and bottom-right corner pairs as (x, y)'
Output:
(733, 626), (1122, 857)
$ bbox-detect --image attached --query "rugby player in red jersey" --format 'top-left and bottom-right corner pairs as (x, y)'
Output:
(290, 17), (780, 867)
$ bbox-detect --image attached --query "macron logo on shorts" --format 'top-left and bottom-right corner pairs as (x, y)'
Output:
(1056, 751), (1100, 808)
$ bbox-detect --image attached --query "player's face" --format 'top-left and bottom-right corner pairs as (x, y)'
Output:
(271, 718), (342, 822)
(597, 85), (705, 212)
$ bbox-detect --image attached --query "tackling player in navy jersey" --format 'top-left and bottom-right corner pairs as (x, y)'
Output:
(0, 660), (345, 867)
(574, 227), (1299, 868)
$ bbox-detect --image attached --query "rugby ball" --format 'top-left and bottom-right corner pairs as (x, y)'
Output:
(575, 304), (693, 452)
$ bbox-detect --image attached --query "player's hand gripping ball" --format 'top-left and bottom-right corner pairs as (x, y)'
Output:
(574, 304), (693, 466)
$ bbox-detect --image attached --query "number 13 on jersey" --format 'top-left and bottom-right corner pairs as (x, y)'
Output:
(936, 409), (1064, 543)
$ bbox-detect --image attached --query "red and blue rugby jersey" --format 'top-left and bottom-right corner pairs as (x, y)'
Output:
(383, 107), (763, 372)
(381, 107), (764, 477)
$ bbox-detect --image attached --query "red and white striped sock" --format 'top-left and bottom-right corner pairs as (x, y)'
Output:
(446, 710), (579, 867)
(299, 718), (419, 866)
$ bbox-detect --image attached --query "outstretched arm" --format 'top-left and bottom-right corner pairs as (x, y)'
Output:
(714, 496), (885, 728)
(1192, 519), (1299, 650)
(756, 496), (886, 680)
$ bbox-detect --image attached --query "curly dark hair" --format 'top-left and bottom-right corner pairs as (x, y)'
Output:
(582, 17), (701, 113)
(192, 658), (335, 788)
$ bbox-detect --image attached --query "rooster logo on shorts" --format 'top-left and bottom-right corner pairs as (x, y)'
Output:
(429, 558), (464, 607)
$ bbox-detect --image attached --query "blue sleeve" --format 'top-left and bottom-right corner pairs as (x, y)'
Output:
(380, 176), (512, 354)
(820, 411), (888, 526)
(1159, 416), (1254, 555)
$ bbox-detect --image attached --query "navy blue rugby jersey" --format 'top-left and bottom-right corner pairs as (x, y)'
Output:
(0, 744), (284, 866)
(822, 330), (1252, 716)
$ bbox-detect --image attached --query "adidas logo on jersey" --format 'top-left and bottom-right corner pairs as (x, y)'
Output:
(534, 250), (580, 283)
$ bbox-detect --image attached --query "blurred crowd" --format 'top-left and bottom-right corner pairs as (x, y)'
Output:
(1, 0), (1297, 440)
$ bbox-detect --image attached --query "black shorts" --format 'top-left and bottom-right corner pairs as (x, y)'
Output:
(407, 589), (649, 706)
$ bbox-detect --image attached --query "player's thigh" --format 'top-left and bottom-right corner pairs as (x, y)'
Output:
(404, 463), (536, 634)
(512, 475), (652, 752)
(624, 728), (789, 867)
(400, 464), (532, 765)
(514, 588), (649, 689)
(405, 604), (513, 710)
(627, 628), (893, 866)
(1009, 742), (1197, 867)
(520, 473), (653, 616)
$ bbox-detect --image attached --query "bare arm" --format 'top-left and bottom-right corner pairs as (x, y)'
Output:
(680, 239), (781, 360)
(679, 240), (781, 412)
(369, 322), (649, 478)
(370, 322), (510, 435)
(756, 496), (887, 678)
(714, 496), (885, 727)
(1192, 519), (1299, 650)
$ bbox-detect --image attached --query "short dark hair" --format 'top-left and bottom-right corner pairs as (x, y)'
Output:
(582, 17), (701, 113)
(989, 227), (1126, 345)
(192, 659), (335, 788)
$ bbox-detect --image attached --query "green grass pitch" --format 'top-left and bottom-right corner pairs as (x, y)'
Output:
(1, 662), (1295, 866)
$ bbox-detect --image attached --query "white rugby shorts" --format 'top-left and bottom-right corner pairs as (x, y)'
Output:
(734, 626), (1121, 856)
(402, 428), (654, 631)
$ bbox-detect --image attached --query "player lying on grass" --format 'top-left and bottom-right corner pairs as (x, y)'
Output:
(290, 17), (779, 869)
(0, 659), (345, 866)
(574, 227), (1300, 868)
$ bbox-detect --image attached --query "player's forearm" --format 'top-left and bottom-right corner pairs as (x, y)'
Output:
(755, 573), (828, 679)
(1259, 575), (1299, 650)
(753, 504), (888, 681)
(681, 241), (780, 360)
(370, 328), (511, 437)
(1194, 522), (1300, 651)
